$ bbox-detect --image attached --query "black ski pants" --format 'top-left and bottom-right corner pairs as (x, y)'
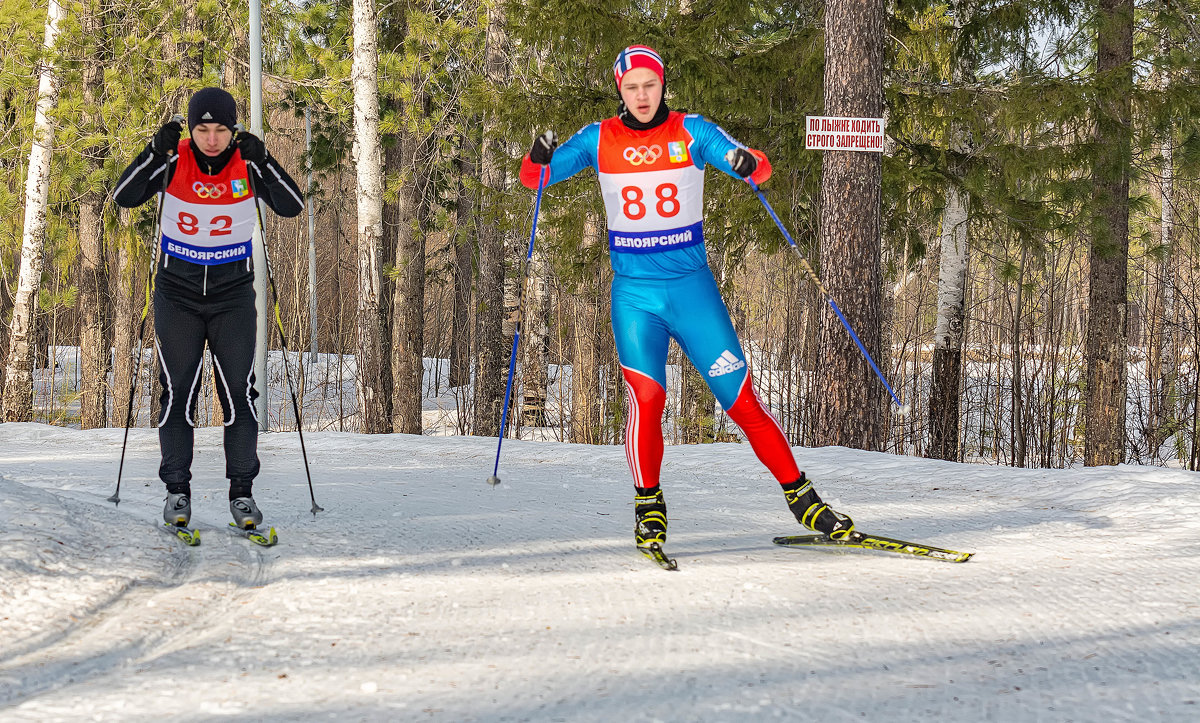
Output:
(154, 276), (260, 493)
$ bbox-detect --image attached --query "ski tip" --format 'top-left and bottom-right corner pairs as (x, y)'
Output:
(486, 475), (501, 487)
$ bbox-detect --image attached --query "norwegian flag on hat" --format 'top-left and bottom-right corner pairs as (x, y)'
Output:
(613, 44), (664, 87)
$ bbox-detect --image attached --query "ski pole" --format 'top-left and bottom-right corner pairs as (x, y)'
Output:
(747, 178), (910, 415)
(488, 164), (549, 486)
(109, 113), (183, 506)
(237, 124), (323, 515)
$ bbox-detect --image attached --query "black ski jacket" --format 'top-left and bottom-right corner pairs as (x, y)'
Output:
(113, 139), (303, 216)
(112, 139), (304, 298)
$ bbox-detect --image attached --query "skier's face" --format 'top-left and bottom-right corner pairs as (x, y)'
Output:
(192, 123), (233, 157)
(619, 68), (662, 123)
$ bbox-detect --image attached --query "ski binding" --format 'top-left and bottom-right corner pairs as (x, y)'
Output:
(774, 531), (972, 563)
(163, 523), (200, 546)
(639, 541), (678, 571)
(228, 522), (278, 547)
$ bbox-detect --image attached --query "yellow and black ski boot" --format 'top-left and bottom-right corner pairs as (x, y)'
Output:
(782, 474), (854, 540)
(634, 485), (676, 570)
(634, 485), (668, 548)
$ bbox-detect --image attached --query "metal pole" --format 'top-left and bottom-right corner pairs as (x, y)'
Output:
(249, 0), (268, 430)
(306, 107), (318, 363)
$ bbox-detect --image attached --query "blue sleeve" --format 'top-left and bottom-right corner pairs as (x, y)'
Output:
(682, 114), (747, 181)
(546, 123), (601, 187)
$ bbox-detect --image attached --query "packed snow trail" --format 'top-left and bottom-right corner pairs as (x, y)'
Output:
(1, 422), (1197, 721)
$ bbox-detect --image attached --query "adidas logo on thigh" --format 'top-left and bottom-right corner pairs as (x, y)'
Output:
(707, 350), (745, 377)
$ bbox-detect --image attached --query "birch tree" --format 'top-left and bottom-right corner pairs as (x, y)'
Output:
(928, 2), (976, 461)
(352, 0), (390, 433)
(4, 0), (63, 422)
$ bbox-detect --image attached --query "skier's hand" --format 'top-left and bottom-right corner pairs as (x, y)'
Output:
(236, 131), (268, 164)
(725, 148), (758, 179)
(529, 130), (558, 165)
(151, 120), (183, 156)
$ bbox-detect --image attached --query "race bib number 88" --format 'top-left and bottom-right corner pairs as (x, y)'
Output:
(621, 183), (679, 220)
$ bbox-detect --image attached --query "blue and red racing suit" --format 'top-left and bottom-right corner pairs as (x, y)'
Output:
(521, 111), (801, 489)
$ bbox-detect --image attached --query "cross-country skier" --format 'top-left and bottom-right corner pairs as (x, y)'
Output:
(113, 87), (303, 533)
(521, 45), (854, 560)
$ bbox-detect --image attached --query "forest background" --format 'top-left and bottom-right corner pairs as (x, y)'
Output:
(2, 0), (1198, 471)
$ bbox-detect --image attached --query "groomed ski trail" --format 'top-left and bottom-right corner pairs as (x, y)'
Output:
(1, 422), (1198, 722)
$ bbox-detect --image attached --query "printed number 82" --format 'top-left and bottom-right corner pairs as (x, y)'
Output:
(177, 212), (233, 236)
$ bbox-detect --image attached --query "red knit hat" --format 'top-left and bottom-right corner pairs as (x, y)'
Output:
(613, 45), (664, 87)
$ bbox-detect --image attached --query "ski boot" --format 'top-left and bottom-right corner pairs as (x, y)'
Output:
(163, 493), (192, 527)
(229, 497), (264, 530)
(634, 486), (677, 569)
(782, 474), (854, 540)
(634, 485), (668, 549)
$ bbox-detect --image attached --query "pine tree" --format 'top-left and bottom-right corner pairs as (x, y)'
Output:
(814, 0), (887, 450)
(1084, 0), (1134, 466)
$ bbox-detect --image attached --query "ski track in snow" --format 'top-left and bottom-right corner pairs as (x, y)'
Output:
(1, 422), (1198, 722)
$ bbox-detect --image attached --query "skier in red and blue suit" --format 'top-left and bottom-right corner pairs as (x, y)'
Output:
(521, 44), (854, 556)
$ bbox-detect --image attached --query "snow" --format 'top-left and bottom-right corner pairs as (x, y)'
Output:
(1, 422), (1198, 721)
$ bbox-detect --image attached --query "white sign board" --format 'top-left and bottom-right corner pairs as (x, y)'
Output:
(805, 116), (886, 152)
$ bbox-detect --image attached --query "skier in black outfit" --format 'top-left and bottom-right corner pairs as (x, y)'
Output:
(113, 87), (303, 531)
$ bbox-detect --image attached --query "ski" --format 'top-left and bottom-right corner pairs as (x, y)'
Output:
(639, 541), (678, 571)
(162, 522), (201, 546)
(227, 522), (278, 547)
(773, 531), (972, 563)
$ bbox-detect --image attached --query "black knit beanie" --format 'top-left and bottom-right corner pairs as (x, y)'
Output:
(187, 87), (237, 133)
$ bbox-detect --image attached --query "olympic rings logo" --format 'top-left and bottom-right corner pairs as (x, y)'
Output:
(192, 181), (227, 199)
(623, 145), (663, 166)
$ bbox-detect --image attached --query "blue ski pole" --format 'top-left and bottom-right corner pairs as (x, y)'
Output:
(488, 164), (549, 485)
(747, 178), (910, 415)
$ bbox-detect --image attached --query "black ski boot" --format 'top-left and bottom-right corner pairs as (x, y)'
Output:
(634, 485), (668, 549)
(782, 474), (854, 540)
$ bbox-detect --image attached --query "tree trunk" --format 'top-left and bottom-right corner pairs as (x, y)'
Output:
(78, 0), (111, 429)
(390, 84), (429, 435)
(352, 0), (390, 433)
(813, 0), (885, 450)
(928, 182), (969, 461)
(472, 4), (510, 437)
(111, 212), (137, 428)
(570, 214), (604, 444)
(1148, 36), (1177, 460)
(521, 245), (550, 428)
(449, 130), (477, 389)
(1084, 0), (1133, 466)
(4, 0), (64, 422)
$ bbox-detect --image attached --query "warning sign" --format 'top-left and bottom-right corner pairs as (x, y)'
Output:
(805, 116), (886, 152)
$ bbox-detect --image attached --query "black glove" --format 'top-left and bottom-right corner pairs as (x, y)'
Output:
(725, 148), (758, 178)
(151, 120), (183, 156)
(236, 131), (268, 164)
(529, 130), (558, 165)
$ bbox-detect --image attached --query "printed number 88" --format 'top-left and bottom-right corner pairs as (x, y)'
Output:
(621, 183), (679, 220)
